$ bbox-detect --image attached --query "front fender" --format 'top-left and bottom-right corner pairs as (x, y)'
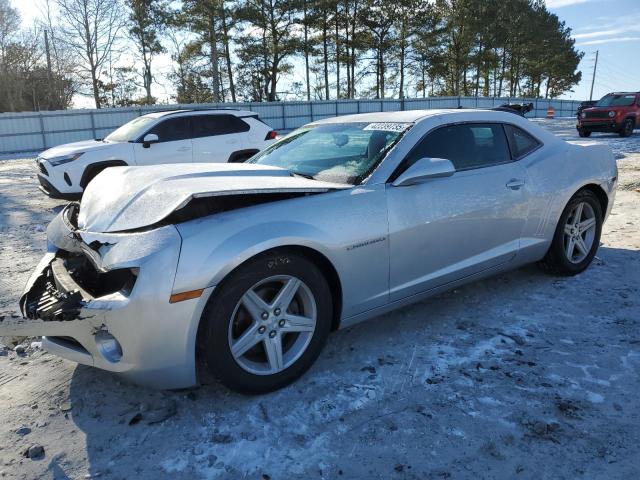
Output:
(173, 220), (338, 295)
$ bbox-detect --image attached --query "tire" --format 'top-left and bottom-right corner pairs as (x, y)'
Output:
(620, 118), (634, 138)
(578, 129), (591, 138)
(80, 161), (127, 189)
(538, 190), (603, 276)
(231, 154), (253, 163)
(200, 250), (332, 394)
(228, 151), (259, 163)
(81, 168), (103, 188)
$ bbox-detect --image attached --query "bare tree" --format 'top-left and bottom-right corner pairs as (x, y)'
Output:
(40, 0), (79, 109)
(0, 0), (20, 57)
(54, 0), (124, 108)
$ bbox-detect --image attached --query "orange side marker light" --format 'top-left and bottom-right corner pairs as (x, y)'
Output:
(169, 289), (204, 304)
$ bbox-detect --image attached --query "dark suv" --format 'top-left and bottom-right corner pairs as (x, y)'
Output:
(577, 92), (639, 138)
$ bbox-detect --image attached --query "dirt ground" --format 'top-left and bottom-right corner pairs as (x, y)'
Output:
(0, 118), (639, 480)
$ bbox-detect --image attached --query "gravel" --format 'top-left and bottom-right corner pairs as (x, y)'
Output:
(23, 445), (44, 460)
(14, 427), (31, 436)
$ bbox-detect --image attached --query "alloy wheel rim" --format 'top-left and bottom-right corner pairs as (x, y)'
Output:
(563, 201), (597, 264)
(228, 275), (317, 375)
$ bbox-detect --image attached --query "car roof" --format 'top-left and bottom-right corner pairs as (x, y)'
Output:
(142, 109), (257, 119)
(307, 108), (526, 126)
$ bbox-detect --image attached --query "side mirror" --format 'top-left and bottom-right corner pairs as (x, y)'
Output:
(392, 157), (455, 187)
(142, 133), (159, 148)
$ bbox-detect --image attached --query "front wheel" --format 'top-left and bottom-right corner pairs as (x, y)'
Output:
(578, 128), (591, 138)
(620, 119), (634, 138)
(538, 190), (603, 276)
(199, 251), (332, 394)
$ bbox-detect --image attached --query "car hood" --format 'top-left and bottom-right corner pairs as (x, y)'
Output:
(78, 163), (349, 233)
(40, 139), (113, 159)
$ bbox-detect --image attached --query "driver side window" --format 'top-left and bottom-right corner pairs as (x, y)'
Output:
(145, 117), (192, 143)
(404, 123), (511, 172)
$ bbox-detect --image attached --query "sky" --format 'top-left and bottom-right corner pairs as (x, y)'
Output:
(12, 0), (640, 107)
(546, 0), (640, 100)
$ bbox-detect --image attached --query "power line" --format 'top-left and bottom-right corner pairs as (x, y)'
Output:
(597, 59), (638, 86)
(598, 59), (635, 77)
(594, 80), (619, 93)
(599, 55), (637, 74)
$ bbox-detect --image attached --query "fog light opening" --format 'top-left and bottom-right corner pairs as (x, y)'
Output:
(95, 329), (123, 363)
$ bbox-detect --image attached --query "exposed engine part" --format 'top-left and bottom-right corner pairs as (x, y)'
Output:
(20, 252), (138, 321)
(58, 252), (137, 297)
(21, 266), (84, 321)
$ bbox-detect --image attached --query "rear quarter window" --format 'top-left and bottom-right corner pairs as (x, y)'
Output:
(504, 124), (541, 159)
(192, 115), (250, 138)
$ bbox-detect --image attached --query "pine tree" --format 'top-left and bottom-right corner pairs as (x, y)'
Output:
(127, 0), (167, 104)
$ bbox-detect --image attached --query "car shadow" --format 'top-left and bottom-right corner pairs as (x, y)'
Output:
(65, 245), (640, 478)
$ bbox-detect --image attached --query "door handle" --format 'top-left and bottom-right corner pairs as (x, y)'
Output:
(177, 147), (191, 152)
(506, 179), (525, 190)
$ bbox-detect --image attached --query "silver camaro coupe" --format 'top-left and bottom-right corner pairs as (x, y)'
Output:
(3, 109), (617, 393)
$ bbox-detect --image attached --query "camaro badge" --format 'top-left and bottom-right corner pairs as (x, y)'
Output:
(346, 237), (387, 251)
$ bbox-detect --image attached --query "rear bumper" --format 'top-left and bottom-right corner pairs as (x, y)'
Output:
(2, 205), (210, 389)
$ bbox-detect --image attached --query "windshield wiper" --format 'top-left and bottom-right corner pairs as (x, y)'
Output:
(291, 172), (315, 180)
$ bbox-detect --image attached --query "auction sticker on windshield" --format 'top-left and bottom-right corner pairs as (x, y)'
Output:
(363, 122), (411, 133)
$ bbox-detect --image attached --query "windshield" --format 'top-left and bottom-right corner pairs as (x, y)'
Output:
(249, 122), (410, 185)
(595, 94), (636, 107)
(104, 116), (156, 142)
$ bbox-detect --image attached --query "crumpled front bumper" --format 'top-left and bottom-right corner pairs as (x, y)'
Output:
(2, 204), (213, 389)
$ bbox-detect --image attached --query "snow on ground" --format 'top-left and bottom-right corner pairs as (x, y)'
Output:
(0, 119), (639, 479)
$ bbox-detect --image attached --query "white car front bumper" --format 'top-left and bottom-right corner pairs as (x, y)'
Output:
(35, 157), (82, 197)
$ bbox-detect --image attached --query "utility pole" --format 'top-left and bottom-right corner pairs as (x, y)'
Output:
(303, 0), (310, 101)
(44, 30), (53, 108)
(589, 50), (599, 101)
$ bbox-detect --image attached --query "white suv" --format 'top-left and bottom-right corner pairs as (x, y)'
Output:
(35, 109), (277, 198)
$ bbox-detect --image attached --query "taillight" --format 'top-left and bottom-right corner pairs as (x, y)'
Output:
(265, 130), (278, 140)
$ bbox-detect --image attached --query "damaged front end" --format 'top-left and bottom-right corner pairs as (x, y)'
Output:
(20, 253), (137, 322)
(1, 202), (204, 388)
(16, 203), (140, 329)
(3, 163), (349, 388)
(21, 259), (87, 322)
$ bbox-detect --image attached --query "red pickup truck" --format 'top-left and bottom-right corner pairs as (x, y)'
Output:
(577, 92), (640, 138)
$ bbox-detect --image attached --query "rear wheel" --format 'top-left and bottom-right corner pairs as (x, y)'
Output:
(538, 190), (603, 276)
(200, 251), (332, 393)
(620, 118), (634, 137)
(577, 129), (591, 138)
(229, 151), (258, 163)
